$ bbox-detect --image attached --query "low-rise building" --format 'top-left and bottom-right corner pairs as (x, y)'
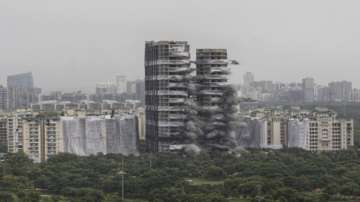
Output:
(22, 117), (63, 162)
(288, 108), (353, 151)
(248, 107), (354, 151)
(4, 111), (140, 162)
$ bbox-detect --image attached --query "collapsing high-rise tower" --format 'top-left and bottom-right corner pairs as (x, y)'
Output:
(196, 49), (232, 145)
(196, 49), (228, 110)
(145, 41), (237, 152)
(145, 41), (192, 152)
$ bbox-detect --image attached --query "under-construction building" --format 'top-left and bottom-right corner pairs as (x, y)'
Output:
(145, 41), (191, 152)
(196, 49), (230, 143)
(0, 118), (7, 151)
(196, 49), (228, 110)
(0, 86), (8, 111)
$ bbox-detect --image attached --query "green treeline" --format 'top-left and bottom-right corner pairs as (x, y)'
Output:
(1, 149), (360, 202)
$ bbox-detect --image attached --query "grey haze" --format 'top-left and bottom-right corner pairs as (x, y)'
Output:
(1, 0), (360, 92)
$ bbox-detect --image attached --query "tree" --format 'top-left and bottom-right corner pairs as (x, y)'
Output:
(340, 182), (360, 196)
(63, 188), (104, 202)
(17, 190), (41, 202)
(205, 166), (225, 180)
(0, 175), (33, 191)
(274, 187), (302, 202)
(2, 153), (33, 176)
(0, 191), (18, 202)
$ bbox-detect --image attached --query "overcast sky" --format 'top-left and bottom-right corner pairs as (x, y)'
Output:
(1, 0), (360, 92)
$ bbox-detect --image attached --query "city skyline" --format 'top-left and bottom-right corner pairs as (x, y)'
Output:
(2, 0), (360, 91)
(2, 1), (360, 201)
(1, 70), (360, 94)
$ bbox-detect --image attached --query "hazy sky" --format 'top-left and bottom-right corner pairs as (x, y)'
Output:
(1, 0), (360, 92)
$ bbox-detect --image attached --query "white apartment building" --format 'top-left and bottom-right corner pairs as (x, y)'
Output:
(6, 114), (26, 153)
(136, 108), (146, 141)
(252, 118), (286, 149)
(288, 109), (353, 151)
(22, 117), (63, 162)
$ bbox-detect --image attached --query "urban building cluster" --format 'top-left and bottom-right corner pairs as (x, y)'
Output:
(0, 73), (146, 161)
(241, 107), (354, 151)
(0, 73), (145, 113)
(241, 72), (357, 103)
(0, 109), (145, 162)
(93, 76), (144, 103)
(0, 41), (357, 161)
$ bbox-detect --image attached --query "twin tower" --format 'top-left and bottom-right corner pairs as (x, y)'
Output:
(145, 41), (232, 152)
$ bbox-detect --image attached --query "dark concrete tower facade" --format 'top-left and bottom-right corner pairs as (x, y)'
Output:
(145, 41), (191, 152)
(196, 49), (228, 110)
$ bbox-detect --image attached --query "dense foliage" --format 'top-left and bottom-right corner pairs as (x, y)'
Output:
(1, 149), (360, 201)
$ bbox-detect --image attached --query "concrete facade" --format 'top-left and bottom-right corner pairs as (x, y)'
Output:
(145, 41), (191, 152)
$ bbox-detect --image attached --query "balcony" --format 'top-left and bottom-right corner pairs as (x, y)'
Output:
(168, 114), (187, 120)
(158, 121), (184, 127)
(156, 59), (190, 65)
(199, 105), (221, 111)
(210, 67), (230, 74)
(197, 75), (228, 80)
(157, 106), (185, 112)
(168, 98), (186, 103)
(196, 59), (228, 65)
(169, 67), (190, 73)
(167, 83), (187, 89)
(158, 90), (188, 97)
(198, 90), (223, 96)
(169, 51), (190, 58)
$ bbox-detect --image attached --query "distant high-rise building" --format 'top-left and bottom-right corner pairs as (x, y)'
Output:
(7, 72), (40, 110)
(242, 72), (257, 99)
(329, 81), (353, 102)
(145, 41), (191, 152)
(302, 77), (315, 103)
(61, 91), (87, 103)
(40, 91), (62, 102)
(243, 72), (255, 88)
(135, 80), (145, 102)
(116, 75), (127, 94)
(96, 82), (117, 96)
(126, 81), (137, 94)
(317, 86), (331, 102)
(7, 72), (34, 88)
(252, 81), (275, 93)
(352, 88), (360, 103)
(0, 86), (8, 111)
